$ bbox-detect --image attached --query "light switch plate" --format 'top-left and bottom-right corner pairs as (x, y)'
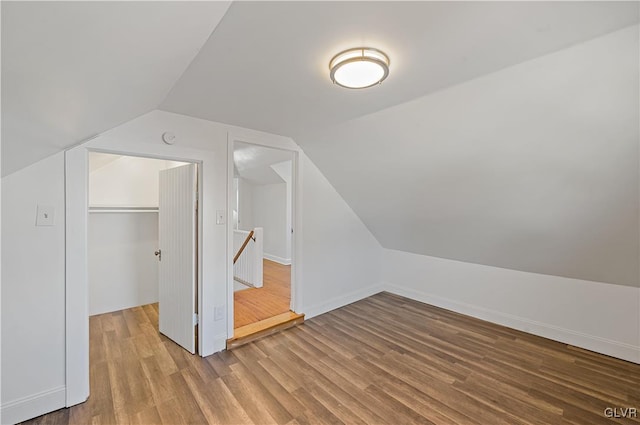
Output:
(36, 205), (55, 226)
(216, 210), (225, 225)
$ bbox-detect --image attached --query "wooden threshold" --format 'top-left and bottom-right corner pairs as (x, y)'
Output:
(227, 311), (304, 349)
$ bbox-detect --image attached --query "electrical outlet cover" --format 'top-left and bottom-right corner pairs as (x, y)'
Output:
(36, 205), (55, 226)
(216, 210), (225, 225)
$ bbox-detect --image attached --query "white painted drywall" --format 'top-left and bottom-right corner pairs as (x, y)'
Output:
(161, 2), (638, 141)
(271, 161), (293, 262)
(301, 25), (640, 288)
(237, 177), (255, 231)
(88, 212), (159, 315)
(252, 182), (288, 263)
(89, 155), (185, 207)
(70, 112), (225, 357)
(231, 138), (383, 317)
(298, 154), (384, 318)
(62, 110), (383, 421)
(235, 159), (293, 264)
(88, 155), (186, 316)
(3, 1), (231, 176)
(383, 249), (640, 364)
(1, 153), (67, 423)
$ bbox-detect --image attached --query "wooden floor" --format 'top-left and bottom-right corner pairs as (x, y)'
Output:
(22, 292), (640, 425)
(234, 259), (291, 328)
(228, 311), (305, 349)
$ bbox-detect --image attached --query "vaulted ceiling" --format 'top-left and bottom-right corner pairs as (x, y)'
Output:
(3, 1), (639, 286)
(302, 25), (639, 287)
(161, 1), (638, 139)
(2, 1), (231, 176)
(234, 142), (293, 185)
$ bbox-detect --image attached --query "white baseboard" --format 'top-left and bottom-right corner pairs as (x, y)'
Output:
(263, 253), (291, 265)
(1, 386), (66, 425)
(384, 283), (640, 364)
(302, 284), (384, 320)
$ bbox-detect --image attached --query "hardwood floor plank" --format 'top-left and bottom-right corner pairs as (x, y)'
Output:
(154, 399), (187, 425)
(180, 369), (250, 425)
(21, 293), (640, 425)
(304, 383), (369, 425)
(234, 259), (291, 328)
(139, 356), (175, 405)
(205, 353), (234, 377)
(291, 387), (344, 425)
(66, 399), (93, 425)
(167, 372), (209, 425)
(364, 384), (436, 425)
(221, 369), (282, 424)
(129, 406), (162, 425)
(280, 343), (389, 424)
(256, 356), (303, 393)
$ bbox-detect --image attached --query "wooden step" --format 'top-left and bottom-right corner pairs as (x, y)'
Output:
(227, 311), (305, 349)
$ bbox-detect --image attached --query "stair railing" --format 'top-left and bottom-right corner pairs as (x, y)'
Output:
(233, 230), (255, 264)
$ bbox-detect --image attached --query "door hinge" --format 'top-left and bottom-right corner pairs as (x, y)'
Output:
(193, 313), (199, 326)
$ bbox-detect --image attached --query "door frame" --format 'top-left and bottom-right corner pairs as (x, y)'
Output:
(226, 133), (303, 336)
(65, 143), (213, 407)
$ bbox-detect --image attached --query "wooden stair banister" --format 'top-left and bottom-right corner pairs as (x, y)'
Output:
(233, 230), (255, 264)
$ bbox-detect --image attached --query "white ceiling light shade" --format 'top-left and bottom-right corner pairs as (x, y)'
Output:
(329, 47), (390, 89)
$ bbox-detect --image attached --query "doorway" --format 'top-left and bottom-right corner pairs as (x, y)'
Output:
(87, 152), (198, 353)
(228, 141), (302, 343)
(66, 142), (217, 407)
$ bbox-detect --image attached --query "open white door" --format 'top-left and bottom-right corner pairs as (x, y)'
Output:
(158, 163), (197, 354)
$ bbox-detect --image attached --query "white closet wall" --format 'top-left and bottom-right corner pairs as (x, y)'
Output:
(88, 154), (186, 315)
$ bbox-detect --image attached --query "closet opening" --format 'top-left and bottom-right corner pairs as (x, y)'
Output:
(88, 152), (199, 354)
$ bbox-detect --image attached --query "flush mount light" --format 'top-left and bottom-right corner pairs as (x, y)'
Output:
(329, 47), (390, 89)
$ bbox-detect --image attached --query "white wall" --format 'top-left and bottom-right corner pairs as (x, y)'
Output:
(301, 25), (640, 288)
(89, 155), (185, 207)
(62, 110), (383, 420)
(383, 249), (640, 364)
(87, 155), (185, 316)
(3, 27), (639, 425)
(88, 212), (159, 315)
(271, 160), (293, 261)
(234, 159), (293, 265)
(237, 177), (254, 231)
(252, 182), (289, 263)
(236, 160), (293, 264)
(1, 153), (67, 424)
(298, 154), (384, 318)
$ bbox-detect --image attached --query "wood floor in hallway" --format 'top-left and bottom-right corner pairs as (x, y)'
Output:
(20, 292), (640, 425)
(234, 259), (291, 328)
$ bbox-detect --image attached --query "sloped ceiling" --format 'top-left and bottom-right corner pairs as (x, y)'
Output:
(161, 1), (639, 287)
(234, 142), (292, 185)
(1, 0), (231, 176)
(302, 25), (639, 287)
(88, 152), (121, 174)
(161, 1), (638, 139)
(3, 1), (639, 286)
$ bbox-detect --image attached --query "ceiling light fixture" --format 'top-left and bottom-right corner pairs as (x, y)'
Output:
(329, 47), (390, 89)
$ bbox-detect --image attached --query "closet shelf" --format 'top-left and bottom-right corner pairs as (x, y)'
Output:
(89, 206), (158, 213)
